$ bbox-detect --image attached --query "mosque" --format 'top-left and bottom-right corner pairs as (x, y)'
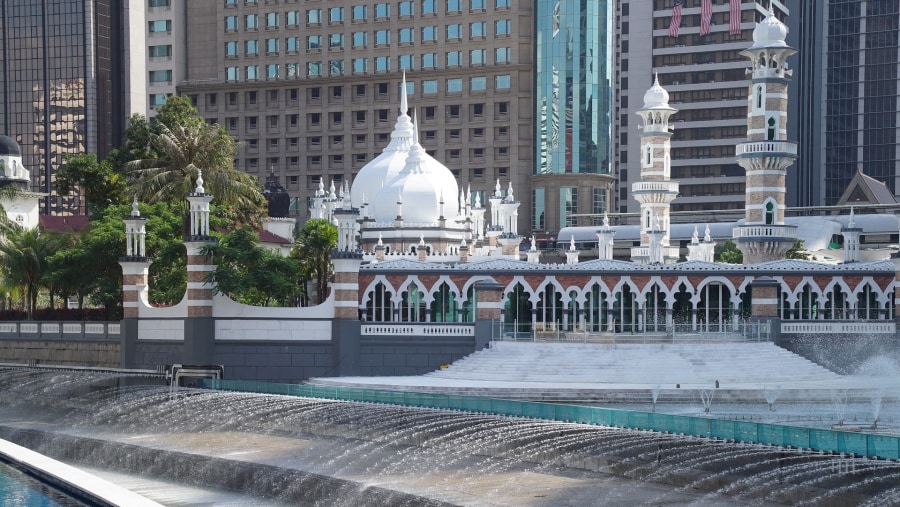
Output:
(0, 9), (895, 382)
(0, 135), (42, 230)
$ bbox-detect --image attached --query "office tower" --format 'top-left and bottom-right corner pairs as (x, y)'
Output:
(0, 0), (143, 215)
(614, 0), (789, 216)
(788, 1), (900, 206)
(531, 0), (615, 233)
(145, 0), (185, 118)
(177, 0), (536, 233)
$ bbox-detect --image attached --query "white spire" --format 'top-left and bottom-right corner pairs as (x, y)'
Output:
(704, 224), (712, 242)
(494, 178), (502, 197)
(506, 181), (515, 202)
(412, 109), (419, 146)
(400, 71), (408, 115)
(131, 195), (140, 217)
(195, 169), (205, 194)
(329, 179), (336, 199)
(692, 225), (700, 244)
(849, 206), (856, 228)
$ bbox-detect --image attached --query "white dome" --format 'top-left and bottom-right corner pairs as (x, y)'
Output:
(371, 135), (460, 225)
(350, 74), (414, 207)
(642, 74), (671, 109)
(751, 8), (789, 49)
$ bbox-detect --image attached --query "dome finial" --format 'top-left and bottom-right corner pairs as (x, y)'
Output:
(195, 168), (205, 193)
(412, 108), (419, 145)
(400, 71), (408, 115)
(131, 195), (140, 217)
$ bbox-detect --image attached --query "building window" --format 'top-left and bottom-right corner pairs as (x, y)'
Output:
(329, 33), (344, 49)
(399, 54), (414, 70)
(352, 5), (367, 20)
(560, 187), (577, 228)
(286, 36), (299, 52)
(307, 9), (321, 24)
(307, 35), (321, 50)
(149, 70), (172, 83)
(245, 14), (258, 29)
(308, 61), (322, 76)
(495, 19), (510, 35)
(422, 25), (437, 42)
(495, 47), (510, 63)
(470, 21), (486, 37)
(399, 1), (414, 16)
(446, 51), (462, 67)
(422, 80), (438, 94)
(447, 0), (461, 13)
(225, 16), (238, 31)
(150, 45), (172, 58)
(375, 30), (390, 45)
(422, 53), (438, 68)
(399, 27), (415, 43)
(533, 188), (545, 230)
(470, 49), (486, 65)
(470, 76), (486, 91)
(286, 11), (300, 26)
(353, 58), (367, 74)
(267, 64), (279, 79)
(265, 12), (278, 28)
(496, 0), (510, 7)
(471, 0), (486, 10)
(495, 74), (511, 89)
(447, 24), (462, 40)
(246, 39), (258, 55)
(446, 78), (462, 93)
(375, 3), (390, 18)
(148, 20), (171, 34)
(423, 0), (437, 14)
(266, 38), (279, 54)
(149, 0), (170, 7)
(375, 56), (390, 72)
(245, 65), (258, 80)
(149, 93), (168, 107)
(330, 60), (344, 76)
(329, 7), (344, 22)
(592, 188), (606, 215)
(353, 31), (367, 47)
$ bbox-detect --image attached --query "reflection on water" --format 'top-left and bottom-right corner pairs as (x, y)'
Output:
(0, 462), (85, 507)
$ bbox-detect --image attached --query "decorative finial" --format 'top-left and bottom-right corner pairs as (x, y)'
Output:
(400, 71), (408, 115)
(419, 234), (425, 246)
(131, 195), (140, 217)
(692, 225), (700, 244)
(377, 233), (383, 246)
(569, 236), (576, 251)
(195, 169), (205, 194)
(704, 224), (712, 242)
(412, 109), (419, 145)
(849, 206), (856, 228)
(506, 181), (515, 202)
(603, 212), (610, 229)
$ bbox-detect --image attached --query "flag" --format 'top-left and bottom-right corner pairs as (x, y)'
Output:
(700, 0), (712, 36)
(668, 0), (684, 38)
(729, 0), (742, 35)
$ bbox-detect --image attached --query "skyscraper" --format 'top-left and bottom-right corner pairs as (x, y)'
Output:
(0, 0), (143, 215)
(787, 0), (900, 206)
(614, 0), (789, 216)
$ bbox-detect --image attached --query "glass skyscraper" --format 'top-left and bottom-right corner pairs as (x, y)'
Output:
(532, 0), (613, 231)
(0, 0), (130, 215)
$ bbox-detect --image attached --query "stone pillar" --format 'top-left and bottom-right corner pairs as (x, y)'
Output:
(749, 277), (782, 343)
(474, 278), (504, 348)
(498, 234), (522, 259)
(333, 251), (364, 319)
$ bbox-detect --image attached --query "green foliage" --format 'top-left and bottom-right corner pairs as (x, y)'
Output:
(57, 153), (128, 215)
(785, 239), (810, 260)
(124, 96), (267, 230)
(0, 226), (64, 319)
(715, 239), (744, 264)
(292, 219), (338, 306)
(202, 227), (301, 307)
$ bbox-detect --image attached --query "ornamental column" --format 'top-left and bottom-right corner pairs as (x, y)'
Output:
(734, 8), (798, 264)
(119, 198), (149, 368)
(184, 171), (216, 364)
(631, 74), (679, 265)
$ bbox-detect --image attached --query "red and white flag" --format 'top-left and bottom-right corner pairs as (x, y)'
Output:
(668, 0), (684, 38)
(700, 0), (713, 36)
(729, 0), (742, 35)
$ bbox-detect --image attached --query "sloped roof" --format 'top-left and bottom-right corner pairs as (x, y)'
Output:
(257, 228), (292, 245)
(837, 169), (897, 207)
(39, 215), (89, 233)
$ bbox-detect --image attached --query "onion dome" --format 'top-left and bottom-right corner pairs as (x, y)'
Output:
(642, 73), (671, 110)
(0, 135), (20, 156)
(751, 7), (789, 49)
(350, 73), (415, 207)
(371, 116), (459, 224)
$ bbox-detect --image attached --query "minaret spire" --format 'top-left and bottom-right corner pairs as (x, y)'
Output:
(400, 71), (408, 115)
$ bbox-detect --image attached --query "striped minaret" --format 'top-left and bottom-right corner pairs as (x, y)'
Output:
(119, 197), (149, 319)
(185, 171), (216, 319)
(631, 74), (679, 264)
(734, 8), (798, 264)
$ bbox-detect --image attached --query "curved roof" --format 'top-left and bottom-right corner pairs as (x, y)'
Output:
(751, 8), (789, 49)
(641, 74), (673, 110)
(0, 135), (20, 156)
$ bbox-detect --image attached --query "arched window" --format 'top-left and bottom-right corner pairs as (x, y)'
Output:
(645, 145), (652, 166)
(767, 117), (776, 140)
(765, 201), (775, 225)
(364, 282), (393, 322)
(756, 85), (763, 109)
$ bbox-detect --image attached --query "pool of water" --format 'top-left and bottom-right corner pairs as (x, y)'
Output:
(0, 461), (87, 507)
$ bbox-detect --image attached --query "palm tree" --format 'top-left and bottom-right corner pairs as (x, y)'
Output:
(292, 219), (338, 306)
(125, 120), (264, 214)
(0, 225), (61, 319)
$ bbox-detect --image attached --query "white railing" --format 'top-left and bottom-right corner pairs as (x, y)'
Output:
(781, 321), (895, 335)
(361, 324), (475, 337)
(631, 181), (679, 194)
(735, 141), (798, 157)
(733, 225), (797, 239)
(0, 322), (120, 338)
(630, 246), (681, 258)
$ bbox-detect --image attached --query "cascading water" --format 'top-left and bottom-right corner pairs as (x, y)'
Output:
(2, 367), (900, 506)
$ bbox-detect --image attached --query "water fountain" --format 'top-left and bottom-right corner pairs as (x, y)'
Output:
(2, 367), (900, 505)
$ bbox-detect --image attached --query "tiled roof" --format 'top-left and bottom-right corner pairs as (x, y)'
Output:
(257, 229), (292, 245)
(39, 215), (90, 233)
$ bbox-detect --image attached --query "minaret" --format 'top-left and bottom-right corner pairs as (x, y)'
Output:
(596, 213), (615, 261)
(120, 197), (150, 321)
(734, 8), (798, 264)
(842, 207), (861, 264)
(631, 74), (680, 265)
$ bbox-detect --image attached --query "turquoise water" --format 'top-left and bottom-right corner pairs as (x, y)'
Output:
(0, 462), (86, 507)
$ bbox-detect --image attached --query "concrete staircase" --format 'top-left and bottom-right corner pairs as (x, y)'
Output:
(424, 341), (841, 387)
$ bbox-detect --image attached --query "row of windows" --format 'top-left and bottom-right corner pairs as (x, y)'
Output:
(225, 33), (511, 58)
(224, 14), (512, 38)
(224, 0), (512, 19)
